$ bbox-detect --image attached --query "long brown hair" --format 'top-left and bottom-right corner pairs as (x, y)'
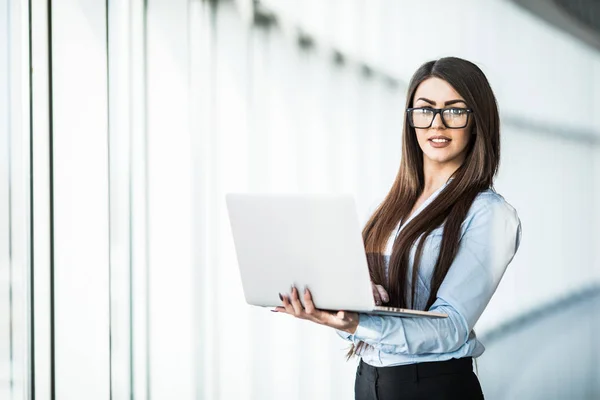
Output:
(348, 57), (500, 358)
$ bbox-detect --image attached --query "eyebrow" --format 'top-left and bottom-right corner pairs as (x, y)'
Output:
(415, 97), (467, 106)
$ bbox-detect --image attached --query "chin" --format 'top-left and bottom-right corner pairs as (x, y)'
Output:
(426, 157), (451, 164)
(424, 152), (461, 165)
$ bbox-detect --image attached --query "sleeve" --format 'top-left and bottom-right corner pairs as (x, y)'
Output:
(347, 198), (522, 355)
(334, 328), (353, 342)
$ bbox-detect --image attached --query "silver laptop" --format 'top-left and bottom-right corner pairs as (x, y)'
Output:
(225, 193), (447, 319)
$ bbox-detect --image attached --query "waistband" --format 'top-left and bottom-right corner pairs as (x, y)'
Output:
(358, 357), (474, 382)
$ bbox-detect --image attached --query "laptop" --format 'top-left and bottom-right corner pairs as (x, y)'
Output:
(225, 193), (447, 319)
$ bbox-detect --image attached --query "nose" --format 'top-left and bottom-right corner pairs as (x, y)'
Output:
(431, 112), (445, 129)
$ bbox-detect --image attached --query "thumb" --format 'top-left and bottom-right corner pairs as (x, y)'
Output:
(376, 285), (389, 303)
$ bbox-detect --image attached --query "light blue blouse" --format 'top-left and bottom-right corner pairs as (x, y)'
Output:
(336, 179), (522, 366)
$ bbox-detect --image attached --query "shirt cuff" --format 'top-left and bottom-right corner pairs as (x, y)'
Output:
(350, 313), (383, 344)
(334, 328), (352, 341)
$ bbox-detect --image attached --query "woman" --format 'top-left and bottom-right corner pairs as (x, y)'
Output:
(273, 56), (522, 399)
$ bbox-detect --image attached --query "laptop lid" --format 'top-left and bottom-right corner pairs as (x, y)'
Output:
(225, 192), (376, 312)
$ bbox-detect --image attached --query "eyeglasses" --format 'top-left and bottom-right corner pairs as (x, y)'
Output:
(406, 107), (473, 129)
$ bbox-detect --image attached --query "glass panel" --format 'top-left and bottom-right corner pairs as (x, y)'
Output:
(1, 1), (31, 399)
(51, 1), (110, 398)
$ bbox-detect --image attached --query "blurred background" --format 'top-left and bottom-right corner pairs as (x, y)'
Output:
(1, 0), (600, 399)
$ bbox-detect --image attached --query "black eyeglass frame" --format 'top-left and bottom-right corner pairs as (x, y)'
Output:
(405, 107), (473, 129)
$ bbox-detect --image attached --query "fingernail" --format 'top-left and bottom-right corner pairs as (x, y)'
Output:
(278, 293), (283, 301)
(271, 309), (278, 312)
(304, 286), (308, 294)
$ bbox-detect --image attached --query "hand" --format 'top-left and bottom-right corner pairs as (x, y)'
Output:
(273, 286), (359, 334)
(372, 281), (389, 306)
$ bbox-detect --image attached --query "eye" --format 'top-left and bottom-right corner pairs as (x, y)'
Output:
(447, 108), (467, 115)
(415, 107), (434, 114)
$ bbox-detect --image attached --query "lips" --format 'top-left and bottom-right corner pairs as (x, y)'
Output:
(428, 136), (452, 148)
(428, 135), (451, 141)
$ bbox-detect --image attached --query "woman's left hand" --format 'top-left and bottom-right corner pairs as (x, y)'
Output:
(273, 286), (359, 334)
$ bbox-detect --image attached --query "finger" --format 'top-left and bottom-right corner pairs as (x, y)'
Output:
(273, 306), (286, 312)
(289, 286), (304, 316)
(281, 293), (295, 314)
(376, 285), (389, 303)
(323, 310), (351, 330)
(303, 287), (316, 316)
(302, 287), (325, 323)
(372, 285), (382, 305)
(338, 311), (359, 331)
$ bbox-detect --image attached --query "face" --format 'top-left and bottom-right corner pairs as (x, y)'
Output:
(411, 77), (474, 166)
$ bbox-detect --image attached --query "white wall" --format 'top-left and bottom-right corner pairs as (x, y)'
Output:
(146, 0), (195, 398)
(52, 1), (110, 398)
(485, 128), (597, 333)
(0, 0), (11, 396)
(1, 0), (31, 398)
(262, 0), (600, 134)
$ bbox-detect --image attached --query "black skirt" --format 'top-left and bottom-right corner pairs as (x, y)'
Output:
(354, 357), (484, 400)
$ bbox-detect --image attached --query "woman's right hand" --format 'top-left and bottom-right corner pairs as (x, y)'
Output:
(372, 282), (389, 306)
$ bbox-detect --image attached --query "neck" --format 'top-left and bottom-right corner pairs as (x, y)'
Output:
(422, 159), (462, 193)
